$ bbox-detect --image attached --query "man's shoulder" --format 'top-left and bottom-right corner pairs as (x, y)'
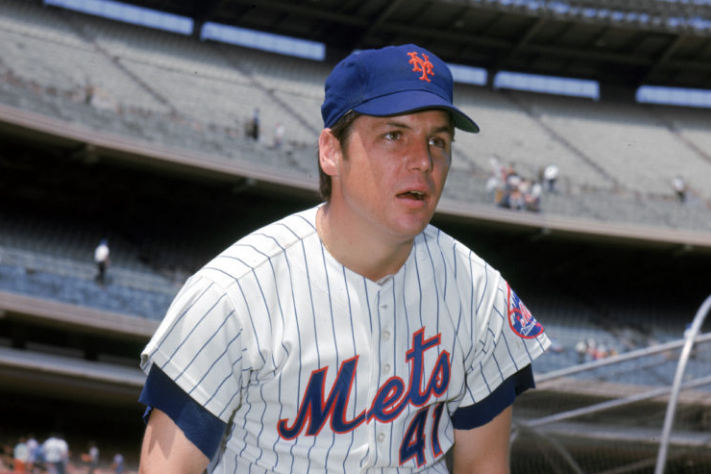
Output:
(421, 224), (456, 245)
(420, 224), (476, 256)
(200, 207), (319, 280)
(419, 224), (496, 274)
(238, 206), (317, 245)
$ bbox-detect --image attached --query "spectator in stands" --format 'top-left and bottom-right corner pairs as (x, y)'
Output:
(543, 164), (560, 193)
(577, 338), (615, 361)
(575, 340), (588, 363)
(509, 177), (525, 210)
(247, 108), (260, 141)
(671, 175), (687, 203)
(498, 169), (542, 213)
(0, 443), (10, 473)
(13, 436), (29, 473)
(273, 122), (285, 149)
(546, 337), (564, 354)
(485, 156), (506, 204)
(25, 434), (39, 473)
(593, 343), (609, 360)
(112, 453), (124, 474)
(83, 441), (99, 474)
(94, 239), (110, 286)
(84, 83), (96, 105)
(499, 172), (524, 210)
(41, 433), (68, 474)
(505, 162), (518, 183)
(524, 179), (543, 213)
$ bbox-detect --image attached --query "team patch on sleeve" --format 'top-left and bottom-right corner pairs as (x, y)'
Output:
(506, 283), (544, 339)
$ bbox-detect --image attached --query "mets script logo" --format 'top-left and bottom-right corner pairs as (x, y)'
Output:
(507, 283), (544, 339)
(408, 51), (435, 82)
(277, 328), (450, 466)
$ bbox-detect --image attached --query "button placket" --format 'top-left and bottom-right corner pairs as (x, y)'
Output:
(377, 281), (396, 378)
(366, 278), (397, 462)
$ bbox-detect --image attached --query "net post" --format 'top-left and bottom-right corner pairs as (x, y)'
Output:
(654, 293), (711, 474)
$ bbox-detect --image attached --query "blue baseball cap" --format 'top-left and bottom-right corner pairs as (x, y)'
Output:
(321, 44), (479, 133)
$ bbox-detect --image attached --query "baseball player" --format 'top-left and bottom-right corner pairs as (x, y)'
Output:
(138, 44), (550, 474)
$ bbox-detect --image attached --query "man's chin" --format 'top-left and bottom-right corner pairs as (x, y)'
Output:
(388, 215), (433, 241)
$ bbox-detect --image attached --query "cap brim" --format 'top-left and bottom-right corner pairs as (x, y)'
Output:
(353, 90), (479, 133)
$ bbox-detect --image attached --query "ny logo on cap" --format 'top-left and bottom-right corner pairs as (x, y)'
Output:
(408, 51), (435, 82)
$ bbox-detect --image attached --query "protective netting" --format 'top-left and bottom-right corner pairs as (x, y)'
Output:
(511, 335), (711, 474)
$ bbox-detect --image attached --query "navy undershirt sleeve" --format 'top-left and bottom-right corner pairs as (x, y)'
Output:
(451, 364), (535, 430)
(139, 365), (227, 459)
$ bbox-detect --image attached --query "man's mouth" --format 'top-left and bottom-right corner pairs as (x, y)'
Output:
(399, 190), (427, 201)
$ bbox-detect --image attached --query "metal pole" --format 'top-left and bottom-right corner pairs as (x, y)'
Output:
(654, 293), (711, 474)
(536, 331), (711, 383)
(527, 373), (711, 428)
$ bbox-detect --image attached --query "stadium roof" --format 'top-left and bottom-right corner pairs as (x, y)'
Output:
(106, 0), (711, 91)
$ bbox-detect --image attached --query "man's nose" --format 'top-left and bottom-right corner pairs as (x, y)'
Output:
(406, 140), (433, 173)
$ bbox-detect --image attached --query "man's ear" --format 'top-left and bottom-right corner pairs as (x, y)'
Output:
(319, 128), (341, 177)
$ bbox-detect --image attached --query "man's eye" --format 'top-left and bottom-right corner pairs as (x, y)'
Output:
(384, 131), (401, 141)
(428, 137), (447, 148)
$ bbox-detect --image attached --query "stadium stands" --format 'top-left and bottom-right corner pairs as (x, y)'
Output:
(0, 250), (174, 320)
(452, 86), (615, 192)
(2, 0), (709, 235)
(517, 91), (711, 201)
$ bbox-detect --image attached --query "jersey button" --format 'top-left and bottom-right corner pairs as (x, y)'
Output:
(383, 363), (391, 374)
(382, 330), (391, 341)
(377, 433), (386, 443)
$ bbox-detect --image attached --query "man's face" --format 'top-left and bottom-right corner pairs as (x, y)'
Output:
(328, 109), (453, 245)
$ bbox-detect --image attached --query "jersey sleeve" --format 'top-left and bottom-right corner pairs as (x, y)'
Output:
(451, 364), (534, 429)
(139, 364), (227, 459)
(140, 273), (246, 423)
(460, 277), (550, 409)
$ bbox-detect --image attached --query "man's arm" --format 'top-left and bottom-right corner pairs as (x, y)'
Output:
(139, 408), (211, 474)
(452, 406), (513, 474)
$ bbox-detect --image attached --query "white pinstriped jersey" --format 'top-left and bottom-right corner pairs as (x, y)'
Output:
(141, 205), (550, 474)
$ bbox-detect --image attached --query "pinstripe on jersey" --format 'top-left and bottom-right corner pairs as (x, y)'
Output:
(141, 205), (550, 474)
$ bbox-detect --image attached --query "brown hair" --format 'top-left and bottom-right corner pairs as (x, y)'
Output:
(318, 111), (361, 201)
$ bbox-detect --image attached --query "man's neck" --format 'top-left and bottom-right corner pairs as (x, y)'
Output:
(317, 205), (414, 282)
